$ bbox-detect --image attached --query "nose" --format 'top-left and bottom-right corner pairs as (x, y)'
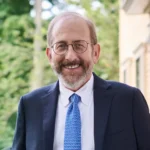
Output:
(65, 44), (78, 61)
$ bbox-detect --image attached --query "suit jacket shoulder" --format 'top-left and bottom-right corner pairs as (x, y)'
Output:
(21, 81), (58, 104)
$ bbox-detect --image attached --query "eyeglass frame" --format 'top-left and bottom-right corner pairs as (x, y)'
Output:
(50, 40), (94, 55)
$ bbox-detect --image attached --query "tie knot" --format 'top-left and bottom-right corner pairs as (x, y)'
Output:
(69, 93), (81, 104)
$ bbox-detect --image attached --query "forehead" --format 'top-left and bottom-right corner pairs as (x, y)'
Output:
(51, 16), (90, 43)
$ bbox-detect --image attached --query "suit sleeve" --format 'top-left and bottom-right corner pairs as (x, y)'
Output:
(133, 88), (150, 150)
(12, 96), (26, 150)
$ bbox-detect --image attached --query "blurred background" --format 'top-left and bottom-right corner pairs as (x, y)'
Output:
(0, 0), (149, 149)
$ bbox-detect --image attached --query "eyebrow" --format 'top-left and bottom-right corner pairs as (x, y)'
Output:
(55, 40), (66, 43)
(55, 40), (84, 44)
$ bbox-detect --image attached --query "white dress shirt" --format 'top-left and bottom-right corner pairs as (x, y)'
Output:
(53, 75), (95, 150)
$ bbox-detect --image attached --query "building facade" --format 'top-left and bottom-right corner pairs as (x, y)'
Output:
(119, 0), (150, 106)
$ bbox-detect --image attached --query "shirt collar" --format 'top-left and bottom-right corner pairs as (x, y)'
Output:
(59, 74), (94, 107)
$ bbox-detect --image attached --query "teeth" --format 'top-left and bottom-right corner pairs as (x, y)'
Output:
(65, 64), (79, 69)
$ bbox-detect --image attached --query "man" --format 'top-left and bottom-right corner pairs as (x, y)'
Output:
(12, 12), (150, 150)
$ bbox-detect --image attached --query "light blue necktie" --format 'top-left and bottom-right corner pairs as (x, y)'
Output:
(64, 93), (81, 150)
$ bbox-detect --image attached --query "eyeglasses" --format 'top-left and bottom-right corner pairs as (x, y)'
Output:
(51, 40), (93, 55)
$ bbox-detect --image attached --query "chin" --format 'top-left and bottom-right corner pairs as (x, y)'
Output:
(59, 73), (89, 91)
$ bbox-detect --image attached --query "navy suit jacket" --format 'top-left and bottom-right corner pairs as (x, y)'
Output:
(12, 74), (150, 150)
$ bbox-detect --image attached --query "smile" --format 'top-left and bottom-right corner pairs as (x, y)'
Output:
(64, 64), (80, 69)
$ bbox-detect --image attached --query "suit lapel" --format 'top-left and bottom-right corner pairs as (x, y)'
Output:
(93, 74), (114, 150)
(42, 81), (59, 150)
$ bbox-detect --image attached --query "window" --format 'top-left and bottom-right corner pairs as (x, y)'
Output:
(133, 43), (145, 92)
(123, 69), (127, 83)
(136, 57), (141, 88)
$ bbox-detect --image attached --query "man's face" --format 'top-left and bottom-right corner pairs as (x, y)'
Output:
(46, 16), (100, 91)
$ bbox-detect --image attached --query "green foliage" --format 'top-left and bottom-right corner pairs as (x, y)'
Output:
(48, 0), (59, 5)
(0, 0), (33, 148)
(0, 0), (32, 17)
(1, 15), (34, 46)
(0, 43), (33, 149)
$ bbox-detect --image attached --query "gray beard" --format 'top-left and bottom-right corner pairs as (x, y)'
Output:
(58, 73), (89, 90)
(51, 64), (93, 91)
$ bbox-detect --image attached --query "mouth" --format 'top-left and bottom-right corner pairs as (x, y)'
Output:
(64, 64), (80, 69)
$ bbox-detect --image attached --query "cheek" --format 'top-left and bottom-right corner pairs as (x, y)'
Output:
(80, 55), (94, 68)
(51, 55), (64, 65)
(82, 52), (93, 61)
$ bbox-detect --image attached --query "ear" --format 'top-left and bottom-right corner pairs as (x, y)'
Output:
(93, 44), (100, 64)
(46, 47), (52, 63)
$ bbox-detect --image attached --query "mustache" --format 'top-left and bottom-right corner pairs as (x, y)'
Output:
(53, 59), (86, 74)
(61, 59), (84, 67)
